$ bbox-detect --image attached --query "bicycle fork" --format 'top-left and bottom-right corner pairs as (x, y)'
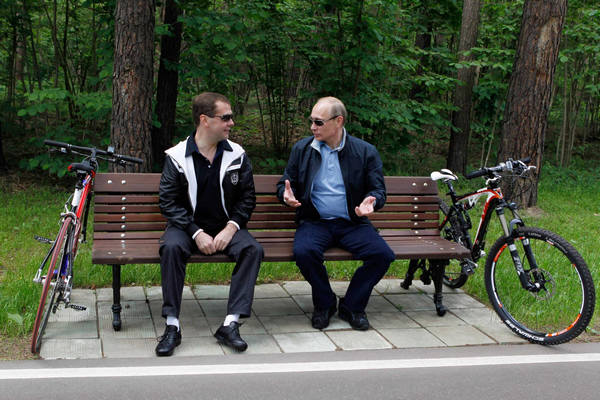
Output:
(497, 208), (541, 292)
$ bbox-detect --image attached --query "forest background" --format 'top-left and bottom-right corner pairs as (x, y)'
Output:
(1, 0), (598, 183)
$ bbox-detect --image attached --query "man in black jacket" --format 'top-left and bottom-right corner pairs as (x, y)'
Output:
(156, 92), (263, 356)
(277, 96), (394, 331)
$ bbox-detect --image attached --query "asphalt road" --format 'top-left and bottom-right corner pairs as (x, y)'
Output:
(2, 343), (599, 400)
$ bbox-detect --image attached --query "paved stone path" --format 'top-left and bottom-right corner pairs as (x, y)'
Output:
(40, 279), (524, 359)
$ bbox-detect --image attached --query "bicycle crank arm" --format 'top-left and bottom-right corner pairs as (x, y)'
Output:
(67, 304), (87, 311)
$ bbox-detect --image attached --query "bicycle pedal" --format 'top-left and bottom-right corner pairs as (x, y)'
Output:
(34, 235), (54, 245)
(461, 260), (477, 276)
(68, 304), (87, 311)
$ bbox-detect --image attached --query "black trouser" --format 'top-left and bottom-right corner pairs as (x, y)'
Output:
(159, 225), (263, 319)
(293, 219), (395, 313)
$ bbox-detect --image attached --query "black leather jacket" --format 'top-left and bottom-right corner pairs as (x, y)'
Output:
(159, 139), (256, 237)
(276, 132), (386, 225)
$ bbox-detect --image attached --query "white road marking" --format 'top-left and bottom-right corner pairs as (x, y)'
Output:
(2, 353), (600, 380)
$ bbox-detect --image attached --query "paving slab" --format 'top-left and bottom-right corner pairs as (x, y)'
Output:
(377, 328), (446, 348)
(441, 293), (487, 309)
(198, 299), (228, 317)
(273, 332), (337, 353)
(384, 293), (436, 312)
(282, 281), (312, 295)
(99, 317), (156, 339)
(291, 294), (315, 313)
(193, 285), (230, 299)
(43, 319), (98, 339)
(40, 338), (102, 359)
(326, 330), (392, 351)
(259, 314), (313, 334)
(375, 279), (419, 294)
(102, 337), (158, 358)
(172, 337), (225, 357)
(252, 297), (304, 316)
(254, 283), (288, 298)
(97, 300), (151, 320)
(365, 296), (400, 313)
(97, 286), (146, 302)
(427, 325), (496, 346)
(405, 310), (467, 327)
(367, 312), (420, 329)
(146, 285), (195, 301)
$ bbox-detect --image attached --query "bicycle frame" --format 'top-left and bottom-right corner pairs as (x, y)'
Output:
(441, 178), (543, 292)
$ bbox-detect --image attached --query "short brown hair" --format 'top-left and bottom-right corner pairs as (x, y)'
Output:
(192, 92), (230, 127)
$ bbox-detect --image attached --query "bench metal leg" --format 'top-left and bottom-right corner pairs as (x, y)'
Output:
(401, 259), (427, 289)
(429, 260), (449, 317)
(112, 264), (122, 331)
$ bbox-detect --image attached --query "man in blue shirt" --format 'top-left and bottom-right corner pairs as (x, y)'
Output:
(277, 97), (395, 330)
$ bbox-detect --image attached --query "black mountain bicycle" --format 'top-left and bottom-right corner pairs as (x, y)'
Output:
(30, 140), (142, 353)
(428, 158), (595, 345)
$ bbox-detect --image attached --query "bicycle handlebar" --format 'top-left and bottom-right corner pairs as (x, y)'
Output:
(44, 139), (143, 165)
(465, 157), (532, 180)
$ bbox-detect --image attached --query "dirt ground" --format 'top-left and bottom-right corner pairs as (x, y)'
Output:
(0, 335), (38, 361)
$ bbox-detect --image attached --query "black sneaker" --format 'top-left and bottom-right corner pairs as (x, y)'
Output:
(155, 325), (181, 357)
(338, 302), (369, 331)
(214, 321), (248, 352)
(311, 301), (337, 330)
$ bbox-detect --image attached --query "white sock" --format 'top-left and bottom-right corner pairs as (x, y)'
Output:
(166, 316), (180, 331)
(223, 314), (240, 326)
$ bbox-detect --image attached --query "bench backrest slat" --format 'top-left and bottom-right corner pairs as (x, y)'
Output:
(93, 173), (441, 241)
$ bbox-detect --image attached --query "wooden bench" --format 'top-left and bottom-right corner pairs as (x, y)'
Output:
(91, 173), (470, 330)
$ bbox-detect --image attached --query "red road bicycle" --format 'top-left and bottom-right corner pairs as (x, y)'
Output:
(30, 140), (142, 353)
(420, 158), (594, 344)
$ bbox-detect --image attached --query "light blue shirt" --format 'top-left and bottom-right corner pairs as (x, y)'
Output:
(311, 131), (350, 220)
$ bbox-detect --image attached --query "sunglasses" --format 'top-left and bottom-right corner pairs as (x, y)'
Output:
(208, 113), (234, 122)
(309, 115), (339, 126)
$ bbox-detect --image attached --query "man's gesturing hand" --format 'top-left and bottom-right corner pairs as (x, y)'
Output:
(355, 196), (376, 217)
(194, 232), (216, 255)
(283, 179), (301, 208)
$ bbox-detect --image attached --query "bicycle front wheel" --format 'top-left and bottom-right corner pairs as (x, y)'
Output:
(30, 218), (70, 353)
(485, 226), (595, 345)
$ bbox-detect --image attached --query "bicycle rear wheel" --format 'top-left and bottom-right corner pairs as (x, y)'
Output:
(484, 226), (595, 345)
(30, 218), (70, 353)
(439, 200), (469, 289)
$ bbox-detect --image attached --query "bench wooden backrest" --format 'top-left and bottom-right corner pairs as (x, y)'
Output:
(92, 173), (440, 243)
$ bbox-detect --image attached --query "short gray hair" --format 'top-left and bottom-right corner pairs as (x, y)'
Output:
(316, 96), (347, 124)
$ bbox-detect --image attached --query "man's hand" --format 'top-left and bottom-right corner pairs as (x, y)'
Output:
(194, 232), (216, 255)
(214, 223), (237, 251)
(283, 179), (301, 208)
(355, 196), (376, 217)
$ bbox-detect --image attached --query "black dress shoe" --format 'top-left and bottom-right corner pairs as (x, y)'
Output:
(339, 304), (369, 331)
(155, 325), (181, 356)
(311, 301), (337, 330)
(214, 321), (248, 352)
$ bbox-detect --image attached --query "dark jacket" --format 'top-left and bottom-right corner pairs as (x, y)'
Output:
(276, 132), (386, 225)
(159, 138), (256, 237)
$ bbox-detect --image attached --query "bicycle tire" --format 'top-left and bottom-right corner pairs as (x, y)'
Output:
(30, 218), (70, 353)
(439, 199), (469, 289)
(484, 226), (595, 345)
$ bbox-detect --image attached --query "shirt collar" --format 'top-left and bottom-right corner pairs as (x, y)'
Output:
(311, 128), (347, 153)
(185, 135), (232, 157)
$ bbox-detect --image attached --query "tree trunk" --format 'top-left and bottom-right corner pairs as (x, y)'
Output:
(447, 0), (481, 174)
(498, 0), (567, 207)
(110, 0), (155, 172)
(0, 121), (7, 172)
(152, 0), (183, 171)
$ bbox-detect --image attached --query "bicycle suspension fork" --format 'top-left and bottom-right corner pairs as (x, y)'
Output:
(496, 206), (539, 291)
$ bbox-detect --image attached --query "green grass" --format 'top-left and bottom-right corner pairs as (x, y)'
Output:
(1, 163), (599, 340)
